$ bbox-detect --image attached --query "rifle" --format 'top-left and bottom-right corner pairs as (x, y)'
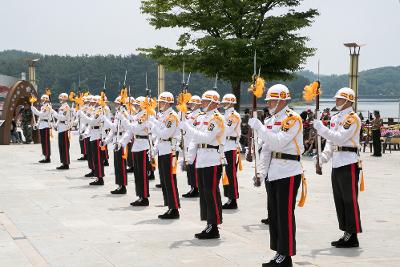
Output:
(145, 73), (156, 166)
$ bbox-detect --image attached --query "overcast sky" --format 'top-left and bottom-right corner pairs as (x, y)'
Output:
(1, 0), (399, 74)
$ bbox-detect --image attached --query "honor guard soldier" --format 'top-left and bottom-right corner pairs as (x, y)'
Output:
(77, 95), (89, 161)
(118, 96), (151, 207)
(220, 94), (241, 209)
(125, 97), (137, 173)
(78, 95), (105, 185)
(181, 95), (202, 198)
(249, 84), (304, 267)
(148, 92), (181, 219)
(181, 90), (224, 239)
(313, 87), (363, 248)
(31, 94), (52, 163)
(101, 96), (111, 167)
(51, 93), (71, 169)
(102, 96), (129, 194)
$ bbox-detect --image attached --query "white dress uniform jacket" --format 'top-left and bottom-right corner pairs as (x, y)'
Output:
(119, 110), (150, 152)
(31, 103), (53, 130)
(151, 107), (179, 156)
(223, 107), (241, 152)
(79, 107), (102, 141)
(52, 102), (71, 133)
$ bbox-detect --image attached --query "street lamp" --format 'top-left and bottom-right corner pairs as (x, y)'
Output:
(27, 58), (40, 90)
(344, 43), (364, 112)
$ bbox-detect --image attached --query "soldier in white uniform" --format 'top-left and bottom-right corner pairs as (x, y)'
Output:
(77, 96), (90, 161)
(313, 87), (363, 248)
(78, 95), (105, 185)
(101, 96), (111, 167)
(149, 92), (181, 219)
(249, 84), (304, 267)
(118, 97), (151, 207)
(100, 96), (129, 194)
(125, 97), (137, 173)
(181, 95), (202, 198)
(220, 94), (241, 209)
(181, 90), (224, 239)
(51, 93), (71, 169)
(31, 94), (53, 163)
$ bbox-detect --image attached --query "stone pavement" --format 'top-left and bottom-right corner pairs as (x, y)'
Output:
(0, 135), (399, 267)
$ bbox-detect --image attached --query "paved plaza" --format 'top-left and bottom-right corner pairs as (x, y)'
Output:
(0, 135), (399, 267)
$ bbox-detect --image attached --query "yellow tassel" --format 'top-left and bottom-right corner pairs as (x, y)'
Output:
(172, 157), (178, 175)
(222, 170), (229, 185)
(122, 146), (128, 160)
(298, 173), (307, 207)
(237, 150), (243, 171)
(151, 158), (157, 170)
(360, 170), (365, 192)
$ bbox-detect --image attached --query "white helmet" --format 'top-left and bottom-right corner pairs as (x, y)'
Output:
(135, 96), (146, 104)
(158, 92), (174, 103)
(58, 93), (68, 101)
(114, 96), (122, 104)
(128, 96), (135, 104)
(41, 94), (50, 102)
(265, 84), (291, 101)
(221, 94), (237, 104)
(334, 87), (355, 103)
(93, 95), (101, 104)
(188, 95), (202, 105)
(202, 90), (220, 103)
(85, 95), (93, 103)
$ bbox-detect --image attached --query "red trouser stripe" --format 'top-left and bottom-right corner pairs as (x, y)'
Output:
(351, 164), (361, 233)
(96, 140), (102, 177)
(64, 132), (69, 164)
(212, 166), (221, 224)
(122, 150), (126, 185)
(143, 150), (148, 197)
(232, 150), (238, 198)
(169, 154), (179, 208)
(288, 176), (294, 256)
(83, 139), (86, 154)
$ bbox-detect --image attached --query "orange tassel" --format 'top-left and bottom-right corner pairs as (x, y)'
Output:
(237, 150), (243, 171)
(298, 173), (307, 207)
(122, 146), (128, 160)
(222, 170), (229, 185)
(151, 158), (157, 170)
(172, 157), (177, 175)
(359, 160), (365, 192)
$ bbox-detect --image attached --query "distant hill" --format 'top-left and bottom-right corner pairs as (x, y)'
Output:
(0, 50), (398, 103)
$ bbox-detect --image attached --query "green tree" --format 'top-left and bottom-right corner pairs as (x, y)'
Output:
(140, 0), (318, 107)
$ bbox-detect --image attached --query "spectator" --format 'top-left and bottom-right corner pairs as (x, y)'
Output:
(371, 110), (383, 157)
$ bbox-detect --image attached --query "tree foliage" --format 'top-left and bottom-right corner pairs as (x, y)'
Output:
(140, 0), (319, 106)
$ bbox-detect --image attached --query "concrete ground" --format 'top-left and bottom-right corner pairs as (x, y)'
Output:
(0, 134), (399, 267)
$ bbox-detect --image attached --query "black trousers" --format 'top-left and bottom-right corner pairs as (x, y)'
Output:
(127, 142), (134, 169)
(197, 165), (223, 225)
(372, 129), (382, 156)
(332, 163), (362, 234)
(39, 128), (51, 159)
(158, 154), (180, 209)
(79, 138), (86, 156)
(91, 139), (104, 178)
(58, 131), (70, 165)
(86, 137), (94, 171)
(187, 161), (198, 188)
(266, 175), (301, 256)
(223, 150), (239, 200)
(133, 150), (150, 199)
(114, 147), (127, 186)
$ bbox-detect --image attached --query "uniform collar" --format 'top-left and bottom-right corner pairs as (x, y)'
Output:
(339, 106), (353, 116)
(225, 107), (234, 114)
(273, 105), (289, 119)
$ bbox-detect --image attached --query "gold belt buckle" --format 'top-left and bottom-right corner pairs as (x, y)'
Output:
(273, 152), (282, 159)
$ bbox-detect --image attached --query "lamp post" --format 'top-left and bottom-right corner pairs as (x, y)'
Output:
(157, 64), (165, 96)
(27, 58), (40, 91)
(344, 43), (363, 112)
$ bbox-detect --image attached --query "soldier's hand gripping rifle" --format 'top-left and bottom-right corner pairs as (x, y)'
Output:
(247, 51), (265, 187)
(29, 94), (38, 130)
(176, 63), (192, 171)
(303, 80), (323, 175)
(144, 73), (157, 166)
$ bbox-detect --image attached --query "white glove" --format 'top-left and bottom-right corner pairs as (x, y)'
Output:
(179, 121), (188, 131)
(76, 110), (82, 117)
(313, 120), (325, 132)
(248, 118), (263, 131)
(313, 153), (328, 165)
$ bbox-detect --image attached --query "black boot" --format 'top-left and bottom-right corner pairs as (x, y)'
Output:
(266, 255), (292, 267)
(111, 186), (127, 194)
(89, 178), (104, 185)
(104, 160), (109, 166)
(195, 224), (220, 239)
(222, 199), (238, 210)
(39, 158), (51, 163)
(130, 198), (149, 207)
(261, 253), (279, 267)
(261, 218), (270, 225)
(78, 156), (87, 161)
(182, 187), (199, 198)
(333, 233), (359, 248)
(158, 209), (180, 219)
(84, 171), (95, 177)
(127, 167), (134, 173)
(56, 165), (69, 170)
